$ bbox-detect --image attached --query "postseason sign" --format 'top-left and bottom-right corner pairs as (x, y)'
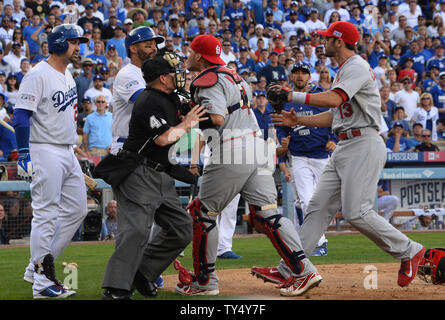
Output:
(390, 179), (445, 210)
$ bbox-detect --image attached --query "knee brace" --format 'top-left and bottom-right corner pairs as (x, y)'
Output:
(249, 204), (305, 275)
(35, 254), (63, 286)
(187, 198), (217, 285)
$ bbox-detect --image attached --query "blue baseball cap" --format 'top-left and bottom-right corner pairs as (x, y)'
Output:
(172, 32), (182, 38)
(100, 66), (109, 73)
(391, 121), (404, 128)
(254, 90), (266, 97)
(390, 1), (399, 5)
(93, 74), (104, 81)
(279, 74), (288, 81)
(239, 46), (248, 51)
(82, 96), (92, 103)
(291, 61), (311, 73)
(265, 9), (273, 16)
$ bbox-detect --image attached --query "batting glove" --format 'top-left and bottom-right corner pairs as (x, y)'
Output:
(17, 152), (35, 182)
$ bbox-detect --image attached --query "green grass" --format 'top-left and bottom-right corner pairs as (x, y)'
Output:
(0, 232), (442, 300)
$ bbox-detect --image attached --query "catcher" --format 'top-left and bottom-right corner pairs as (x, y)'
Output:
(174, 34), (322, 297)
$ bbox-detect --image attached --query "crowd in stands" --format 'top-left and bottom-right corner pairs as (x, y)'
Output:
(0, 0), (441, 157)
(0, 0), (445, 241)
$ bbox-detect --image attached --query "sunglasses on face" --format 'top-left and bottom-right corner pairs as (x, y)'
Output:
(96, 100), (106, 103)
(422, 134), (431, 137)
(422, 97), (430, 100)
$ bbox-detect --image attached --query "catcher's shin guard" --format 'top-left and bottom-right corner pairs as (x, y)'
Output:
(34, 254), (63, 286)
(186, 198), (217, 285)
(249, 204), (305, 275)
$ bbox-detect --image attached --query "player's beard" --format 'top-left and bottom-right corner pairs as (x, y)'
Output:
(294, 78), (309, 91)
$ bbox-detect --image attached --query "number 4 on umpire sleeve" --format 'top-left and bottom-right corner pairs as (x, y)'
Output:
(150, 115), (162, 129)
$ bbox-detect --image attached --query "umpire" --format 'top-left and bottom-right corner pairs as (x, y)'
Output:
(101, 53), (207, 300)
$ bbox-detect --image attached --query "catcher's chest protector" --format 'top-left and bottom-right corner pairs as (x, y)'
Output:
(190, 65), (249, 113)
(418, 248), (445, 284)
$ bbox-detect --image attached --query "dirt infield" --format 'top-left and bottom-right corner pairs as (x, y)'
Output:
(162, 263), (445, 300)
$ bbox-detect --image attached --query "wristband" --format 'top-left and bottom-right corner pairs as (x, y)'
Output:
(304, 93), (311, 105)
(190, 164), (198, 169)
(291, 92), (307, 104)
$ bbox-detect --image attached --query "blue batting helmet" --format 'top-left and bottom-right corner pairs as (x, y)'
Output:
(48, 24), (88, 54)
(125, 26), (164, 55)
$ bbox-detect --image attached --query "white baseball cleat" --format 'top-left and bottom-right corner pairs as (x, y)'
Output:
(174, 283), (219, 296)
(33, 285), (76, 299)
(24, 275), (34, 284)
(280, 272), (322, 297)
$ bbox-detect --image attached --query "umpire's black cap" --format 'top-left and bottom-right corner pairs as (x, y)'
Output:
(142, 53), (175, 83)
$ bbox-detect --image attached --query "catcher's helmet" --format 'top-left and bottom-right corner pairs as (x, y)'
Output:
(48, 24), (88, 54)
(125, 26), (164, 55)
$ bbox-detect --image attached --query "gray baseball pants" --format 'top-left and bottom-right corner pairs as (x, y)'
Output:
(102, 164), (193, 291)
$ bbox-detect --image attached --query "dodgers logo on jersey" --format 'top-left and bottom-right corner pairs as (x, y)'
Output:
(52, 87), (78, 112)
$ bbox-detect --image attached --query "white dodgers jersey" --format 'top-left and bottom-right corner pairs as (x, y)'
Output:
(16, 61), (78, 145)
(111, 63), (145, 140)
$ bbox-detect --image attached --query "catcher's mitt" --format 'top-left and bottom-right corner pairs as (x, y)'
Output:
(266, 83), (290, 113)
(418, 248), (445, 284)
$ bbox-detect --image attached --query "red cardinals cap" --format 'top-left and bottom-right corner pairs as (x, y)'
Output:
(316, 21), (359, 47)
(190, 34), (225, 65)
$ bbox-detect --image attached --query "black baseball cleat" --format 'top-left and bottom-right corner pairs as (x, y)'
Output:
(101, 288), (132, 300)
(132, 270), (158, 298)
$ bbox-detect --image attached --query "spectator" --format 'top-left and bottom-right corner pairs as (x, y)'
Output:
(0, 17), (14, 47)
(0, 203), (7, 244)
(386, 121), (412, 152)
(31, 41), (49, 66)
(407, 122), (423, 149)
(4, 41), (27, 72)
(75, 57), (96, 105)
(314, 66), (331, 91)
(429, 70), (445, 118)
(101, 12), (122, 41)
(5, 72), (19, 105)
(413, 129), (440, 151)
(391, 14), (409, 45)
(101, 200), (118, 240)
(0, 101), (16, 161)
(304, 8), (326, 34)
(249, 24), (269, 52)
(256, 50), (286, 84)
(374, 55), (391, 88)
(84, 74), (113, 111)
(123, 18), (134, 34)
(437, 118), (445, 140)
(127, 8), (151, 28)
(5, 28), (29, 58)
(377, 179), (399, 222)
(99, 65), (114, 90)
(0, 71), (6, 92)
(23, 14), (44, 59)
(168, 14), (184, 37)
(16, 57), (31, 83)
(235, 45), (256, 72)
(105, 26), (126, 60)
(426, 44), (445, 71)
(78, 3), (103, 30)
(397, 57), (417, 85)
(413, 92), (440, 141)
(219, 39), (236, 65)
(391, 106), (411, 134)
(82, 95), (113, 156)
(263, 8), (283, 35)
(393, 76), (420, 121)
(281, 9), (308, 40)
(77, 97), (94, 135)
(0, 49), (12, 75)
(324, 0), (349, 26)
(381, 84), (398, 127)
(0, 92), (9, 121)
(87, 41), (108, 66)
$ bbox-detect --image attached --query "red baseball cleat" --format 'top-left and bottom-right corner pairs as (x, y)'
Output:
(251, 266), (286, 285)
(279, 272), (322, 296)
(398, 246), (425, 287)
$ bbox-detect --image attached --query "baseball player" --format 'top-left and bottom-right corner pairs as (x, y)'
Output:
(108, 26), (165, 287)
(265, 21), (425, 288)
(14, 24), (89, 298)
(110, 26), (164, 155)
(174, 34), (322, 297)
(275, 61), (337, 256)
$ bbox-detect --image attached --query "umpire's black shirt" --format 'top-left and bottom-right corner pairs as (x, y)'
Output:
(123, 87), (181, 166)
